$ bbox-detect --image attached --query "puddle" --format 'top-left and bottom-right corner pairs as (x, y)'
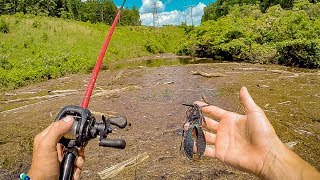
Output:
(107, 57), (222, 70)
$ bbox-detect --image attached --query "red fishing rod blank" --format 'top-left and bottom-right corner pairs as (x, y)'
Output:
(81, 1), (126, 109)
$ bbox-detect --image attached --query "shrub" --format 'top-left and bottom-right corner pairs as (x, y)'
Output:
(32, 20), (41, 28)
(246, 43), (276, 64)
(177, 42), (197, 56)
(0, 19), (9, 33)
(180, 22), (194, 34)
(0, 55), (13, 70)
(275, 39), (320, 68)
(144, 40), (165, 54)
(214, 39), (248, 61)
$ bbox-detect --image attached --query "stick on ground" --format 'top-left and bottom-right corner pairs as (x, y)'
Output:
(191, 71), (227, 78)
(97, 152), (149, 179)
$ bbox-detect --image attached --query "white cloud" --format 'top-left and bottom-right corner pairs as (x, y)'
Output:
(140, 2), (206, 27)
(139, 0), (165, 14)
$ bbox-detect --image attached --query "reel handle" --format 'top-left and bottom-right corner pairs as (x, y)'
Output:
(60, 148), (77, 180)
(99, 139), (126, 149)
(109, 116), (127, 129)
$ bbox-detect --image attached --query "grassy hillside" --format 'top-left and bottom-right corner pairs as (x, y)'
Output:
(0, 14), (186, 90)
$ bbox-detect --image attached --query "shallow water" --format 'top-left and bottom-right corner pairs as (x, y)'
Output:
(108, 58), (223, 70)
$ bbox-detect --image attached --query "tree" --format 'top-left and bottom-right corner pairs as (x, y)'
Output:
(119, 6), (141, 26)
(99, 0), (117, 24)
(0, 0), (140, 26)
(202, 0), (260, 22)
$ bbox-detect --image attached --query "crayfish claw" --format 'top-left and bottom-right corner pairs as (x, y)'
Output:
(182, 103), (207, 160)
(195, 126), (206, 158)
(183, 125), (194, 160)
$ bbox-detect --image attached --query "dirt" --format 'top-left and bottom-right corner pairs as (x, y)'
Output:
(0, 55), (319, 179)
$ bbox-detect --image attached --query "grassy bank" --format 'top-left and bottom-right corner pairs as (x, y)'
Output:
(0, 14), (186, 90)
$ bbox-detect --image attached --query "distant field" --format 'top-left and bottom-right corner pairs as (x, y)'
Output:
(0, 14), (186, 90)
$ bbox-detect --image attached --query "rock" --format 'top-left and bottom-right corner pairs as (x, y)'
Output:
(285, 141), (298, 149)
(163, 81), (174, 85)
(278, 101), (291, 105)
(257, 84), (270, 88)
(294, 129), (314, 136)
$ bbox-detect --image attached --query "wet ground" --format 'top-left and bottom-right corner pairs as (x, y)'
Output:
(0, 55), (319, 179)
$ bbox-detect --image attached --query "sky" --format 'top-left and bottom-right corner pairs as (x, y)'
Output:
(113, 0), (215, 26)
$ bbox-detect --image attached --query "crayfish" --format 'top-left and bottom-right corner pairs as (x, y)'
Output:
(181, 103), (207, 160)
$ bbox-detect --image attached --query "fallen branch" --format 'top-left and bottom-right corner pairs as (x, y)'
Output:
(4, 93), (17, 96)
(191, 71), (227, 78)
(92, 86), (140, 98)
(235, 67), (266, 71)
(269, 69), (292, 74)
(1, 93), (76, 104)
(4, 91), (38, 96)
(49, 89), (79, 94)
(0, 99), (55, 114)
(97, 152), (149, 179)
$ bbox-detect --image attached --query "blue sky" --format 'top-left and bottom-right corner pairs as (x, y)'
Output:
(113, 0), (215, 26)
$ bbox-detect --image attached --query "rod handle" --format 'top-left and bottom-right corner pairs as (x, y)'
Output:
(59, 148), (77, 180)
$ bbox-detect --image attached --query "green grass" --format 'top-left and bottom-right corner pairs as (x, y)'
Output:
(0, 14), (186, 90)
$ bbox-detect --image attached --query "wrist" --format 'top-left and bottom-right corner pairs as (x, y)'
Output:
(259, 142), (307, 180)
(28, 167), (40, 180)
(27, 169), (35, 180)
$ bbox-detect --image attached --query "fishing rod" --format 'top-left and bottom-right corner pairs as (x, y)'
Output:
(55, 1), (127, 179)
(82, 0), (126, 108)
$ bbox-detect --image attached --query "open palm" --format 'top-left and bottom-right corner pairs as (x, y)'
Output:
(196, 87), (282, 176)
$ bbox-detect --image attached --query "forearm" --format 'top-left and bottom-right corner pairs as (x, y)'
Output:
(260, 143), (320, 180)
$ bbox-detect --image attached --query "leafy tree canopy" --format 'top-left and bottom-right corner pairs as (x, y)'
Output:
(0, 0), (140, 26)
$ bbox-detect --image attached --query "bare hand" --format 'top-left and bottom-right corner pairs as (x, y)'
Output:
(28, 116), (85, 180)
(195, 87), (282, 176)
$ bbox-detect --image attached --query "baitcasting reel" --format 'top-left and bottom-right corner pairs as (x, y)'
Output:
(55, 105), (127, 180)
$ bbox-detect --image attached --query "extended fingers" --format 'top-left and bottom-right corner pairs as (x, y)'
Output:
(239, 87), (262, 113)
(203, 116), (219, 132)
(191, 130), (216, 158)
(193, 143), (216, 158)
(195, 101), (227, 121)
(204, 145), (216, 158)
(204, 130), (216, 145)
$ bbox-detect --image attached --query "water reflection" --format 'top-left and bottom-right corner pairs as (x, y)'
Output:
(108, 57), (222, 70)
(178, 58), (222, 64)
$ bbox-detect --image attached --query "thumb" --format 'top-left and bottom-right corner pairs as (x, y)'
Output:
(44, 116), (75, 150)
(239, 87), (261, 113)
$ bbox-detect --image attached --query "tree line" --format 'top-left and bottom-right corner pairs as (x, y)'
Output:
(180, 1), (320, 68)
(0, 0), (140, 26)
(202, 0), (319, 22)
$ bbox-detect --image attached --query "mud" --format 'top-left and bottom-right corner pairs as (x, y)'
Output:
(0, 57), (319, 179)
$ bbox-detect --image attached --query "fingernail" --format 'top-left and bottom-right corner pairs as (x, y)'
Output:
(63, 116), (73, 122)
